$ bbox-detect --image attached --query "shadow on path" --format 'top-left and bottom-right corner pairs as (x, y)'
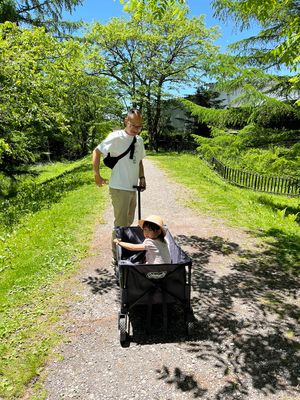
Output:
(82, 268), (117, 294)
(83, 232), (300, 398)
(156, 365), (208, 398)
(169, 233), (300, 399)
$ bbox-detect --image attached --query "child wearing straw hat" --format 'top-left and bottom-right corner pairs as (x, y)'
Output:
(113, 215), (171, 264)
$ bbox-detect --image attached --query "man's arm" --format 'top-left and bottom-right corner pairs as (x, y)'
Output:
(92, 148), (107, 186)
(139, 160), (146, 191)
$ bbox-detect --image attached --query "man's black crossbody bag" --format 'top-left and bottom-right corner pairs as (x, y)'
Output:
(103, 136), (137, 169)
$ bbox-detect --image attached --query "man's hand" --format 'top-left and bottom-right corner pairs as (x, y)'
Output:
(93, 149), (107, 187)
(139, 176), (146, 192)
(95, 174), (107, 187)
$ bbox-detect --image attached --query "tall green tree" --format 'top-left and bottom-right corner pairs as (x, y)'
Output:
(126, 1), (299, 100)
(184, 85), (224, 137)
(86, 5), (219, 149)
(0, 22), (68, 170)
(211, 0), (300, 102)
(0, 22), (120, 173)
(212, 0), (300, 69)
(124, 0), (299, 71)
(0, 0), (82, 34)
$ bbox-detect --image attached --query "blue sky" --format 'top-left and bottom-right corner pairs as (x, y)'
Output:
(64, 0), (260, 52)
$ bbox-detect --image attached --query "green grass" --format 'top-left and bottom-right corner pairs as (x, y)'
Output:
(0, 160), (86, 198)
(29, 158), (91, 184)
(150, 153), (300, 275)
(0, 157), (110, 399)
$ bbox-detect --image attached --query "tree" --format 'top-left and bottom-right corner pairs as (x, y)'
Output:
(0, 22), (68, 170)
(180, 93), (300, 176)
(184, 85), (224, 137)
(186, 85), (223, 109)
(0, 22), (120, 173)
(206, 55), (299, 107)
(211, 0), (300, 102)
(212, 0), (300, 69)
(63, 74), (123, 158)
(0, 0), (83, 34)
(86, 5), (219, 149)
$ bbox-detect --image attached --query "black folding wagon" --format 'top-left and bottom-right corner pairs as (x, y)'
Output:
(115, 187), (194, 346)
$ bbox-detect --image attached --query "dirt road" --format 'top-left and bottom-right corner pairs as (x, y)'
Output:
(43, 158), (300, 400)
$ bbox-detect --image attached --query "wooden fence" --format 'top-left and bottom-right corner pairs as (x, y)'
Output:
(210, 157), (300, 196)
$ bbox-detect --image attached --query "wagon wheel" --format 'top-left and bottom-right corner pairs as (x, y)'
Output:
(187, 320), (195, 336)
(119, 314), (130, 346)
(186, 312), (195, 337)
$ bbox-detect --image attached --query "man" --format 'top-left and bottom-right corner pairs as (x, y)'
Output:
(92, 109), (146, 265)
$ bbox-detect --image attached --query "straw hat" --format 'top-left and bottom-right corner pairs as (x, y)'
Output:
(138, 215), (166, 236)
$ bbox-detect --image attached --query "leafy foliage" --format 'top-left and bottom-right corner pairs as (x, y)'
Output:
(182, 86), (225, 137)
(0, 0), (83, 34)
(211, 0), (300, 103)
(212, 0), (300, 69)
(120, 0), (186, 19)
(181, 99), (251, 129)
(86, 6), (220, 149)
(182, 96), (300, 177)
(0, 22), (121, 176)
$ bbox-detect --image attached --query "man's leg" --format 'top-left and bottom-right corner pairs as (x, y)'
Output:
(109, 188), (137, 263)
(127, 190), (137, 226)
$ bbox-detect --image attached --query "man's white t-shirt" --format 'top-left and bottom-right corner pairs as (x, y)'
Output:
(97, 130), (145, 191)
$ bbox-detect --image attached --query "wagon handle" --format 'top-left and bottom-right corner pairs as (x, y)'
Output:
(133, 185), (142, 220)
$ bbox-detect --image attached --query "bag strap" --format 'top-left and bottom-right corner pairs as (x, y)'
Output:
(115, 136), (137, 161)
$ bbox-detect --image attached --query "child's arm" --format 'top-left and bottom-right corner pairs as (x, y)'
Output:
(113, 238), (145, 252)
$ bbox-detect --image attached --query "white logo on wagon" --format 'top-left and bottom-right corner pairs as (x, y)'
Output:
(146, 271), (167, 279)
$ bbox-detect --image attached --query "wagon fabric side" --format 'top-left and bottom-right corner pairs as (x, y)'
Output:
(115, 226), (194, 345)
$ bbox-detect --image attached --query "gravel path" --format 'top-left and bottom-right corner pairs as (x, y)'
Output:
(43, 158), (300, 400)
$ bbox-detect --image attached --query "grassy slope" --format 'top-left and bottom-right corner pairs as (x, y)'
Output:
(0, 157), (110, 399)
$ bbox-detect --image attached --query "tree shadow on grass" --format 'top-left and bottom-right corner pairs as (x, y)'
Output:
(256, 196), (300, 224)
(156, 232), (300, 399)
(254, 227), (300, 278)
(0, 164), (91, 230)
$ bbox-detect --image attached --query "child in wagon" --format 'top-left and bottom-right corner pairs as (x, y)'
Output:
(113, 215), (171, 264)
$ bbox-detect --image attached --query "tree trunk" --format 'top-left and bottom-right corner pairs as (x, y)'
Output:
(152, 87), (162, 152)
(144, 89), (155, 151)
